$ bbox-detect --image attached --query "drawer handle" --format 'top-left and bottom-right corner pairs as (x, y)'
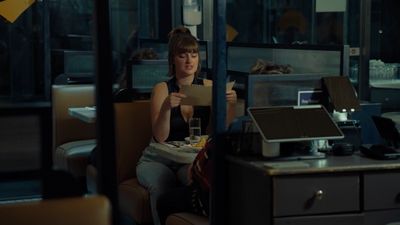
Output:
(315, 190), (324, 200)
(305, 190), (324, 209)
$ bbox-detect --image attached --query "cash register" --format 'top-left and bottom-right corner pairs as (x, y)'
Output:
(247, 105), (344, 160)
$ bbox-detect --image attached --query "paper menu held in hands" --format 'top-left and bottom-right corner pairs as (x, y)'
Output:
(180, 81), (235, 106)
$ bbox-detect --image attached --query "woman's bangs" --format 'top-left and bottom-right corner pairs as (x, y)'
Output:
(176, 39), (199, 54)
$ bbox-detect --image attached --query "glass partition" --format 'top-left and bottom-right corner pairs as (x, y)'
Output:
(227, 43), (348, 75)
(0, 1), (49, 101)
(126, 59), (169, 94)
(138, 38), (209, 69)
(243, 73), (337, 113)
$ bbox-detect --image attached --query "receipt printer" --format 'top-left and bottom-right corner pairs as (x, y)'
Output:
(331, 120), (362, 150)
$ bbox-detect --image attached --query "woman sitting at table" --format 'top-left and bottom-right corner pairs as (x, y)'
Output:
(136, 26), (237, 225)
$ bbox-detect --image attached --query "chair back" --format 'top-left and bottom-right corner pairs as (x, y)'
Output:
(114, 100), (152, 183)
(0, 196), (111, 225)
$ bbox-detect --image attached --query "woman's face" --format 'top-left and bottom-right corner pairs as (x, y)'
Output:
(173, 51), (199, 77)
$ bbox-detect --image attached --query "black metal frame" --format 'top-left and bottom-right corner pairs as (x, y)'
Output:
(93, 1), (119, 224)
(211, 1), (227, 225)
(358, 0), (372, 101)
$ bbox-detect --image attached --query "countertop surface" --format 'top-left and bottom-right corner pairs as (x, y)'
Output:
(227, 153), (400, 176)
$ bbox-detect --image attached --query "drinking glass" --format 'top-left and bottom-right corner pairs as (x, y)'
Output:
(189, 117), (201, 144)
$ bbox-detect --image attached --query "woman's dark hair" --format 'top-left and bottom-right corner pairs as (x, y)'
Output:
(167, 26), (201, 76)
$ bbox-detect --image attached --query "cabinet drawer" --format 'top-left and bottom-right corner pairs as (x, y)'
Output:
(273, 174), (360, 217)
(364, 208), (400, 225)
(274, 213), (363, 225)
(364, 172), (400, 210)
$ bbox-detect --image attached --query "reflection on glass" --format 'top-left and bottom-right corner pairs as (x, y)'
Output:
(226, 0), (351, 45)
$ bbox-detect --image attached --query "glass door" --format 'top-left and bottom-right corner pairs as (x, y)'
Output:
(369, 0), (400, 112)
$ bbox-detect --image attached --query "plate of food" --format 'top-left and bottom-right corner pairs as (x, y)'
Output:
(184, 135), (208, 150)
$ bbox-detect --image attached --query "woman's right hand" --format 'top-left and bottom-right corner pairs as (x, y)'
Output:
(164, 92), (187, 109)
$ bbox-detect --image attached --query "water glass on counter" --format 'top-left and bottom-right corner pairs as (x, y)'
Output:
(189, 117), (201, 144)
(369, 60), (399, 80)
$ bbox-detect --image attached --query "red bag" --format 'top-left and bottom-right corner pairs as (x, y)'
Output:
(191, 138), (214, 192)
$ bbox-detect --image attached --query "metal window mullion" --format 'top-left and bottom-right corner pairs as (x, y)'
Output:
(93, 1), (119, 224)
(211, 1), (227, 225)
(358, 0), (371, 101)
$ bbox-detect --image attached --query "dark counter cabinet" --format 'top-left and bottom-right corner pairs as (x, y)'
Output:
(226, 154), (400, 225)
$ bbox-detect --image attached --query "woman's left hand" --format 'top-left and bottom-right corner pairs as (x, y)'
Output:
(226, 90), (237, 105)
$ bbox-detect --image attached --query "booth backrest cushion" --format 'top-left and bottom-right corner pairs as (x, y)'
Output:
(0, 196), (111, 225)
(166, 212), (209, 225)
(115, 100), (152, 183)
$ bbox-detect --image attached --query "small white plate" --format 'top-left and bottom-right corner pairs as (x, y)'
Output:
(184, 135), (208, 144)
(184, 137), (199, 144)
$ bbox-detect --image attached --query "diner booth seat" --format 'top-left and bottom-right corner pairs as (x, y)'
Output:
(86, 99), (211, 225)
(52, 85), (96, 179)
(86, 97), (247, 225)
(0, 195), (111, 225)
(166, 213), (209, 225)
(86, 100), (153, 224)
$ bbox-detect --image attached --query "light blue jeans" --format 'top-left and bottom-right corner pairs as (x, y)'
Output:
(136, 145), (190, 225)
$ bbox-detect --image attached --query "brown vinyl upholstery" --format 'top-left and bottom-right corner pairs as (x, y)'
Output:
(85, 98), (243, 225)
(52, 85), (96, 178)
(0, 196), (111, 225)
(166, 213), (209, 225)
(115, 100), (153, 223)
(114, 101), (151, 183)
(111, 100), (209, 225)
(86, 100), (153, 224)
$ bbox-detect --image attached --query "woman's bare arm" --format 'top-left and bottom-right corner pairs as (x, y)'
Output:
(151, 82), (187, 142)
(226, 90), (237, 127)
